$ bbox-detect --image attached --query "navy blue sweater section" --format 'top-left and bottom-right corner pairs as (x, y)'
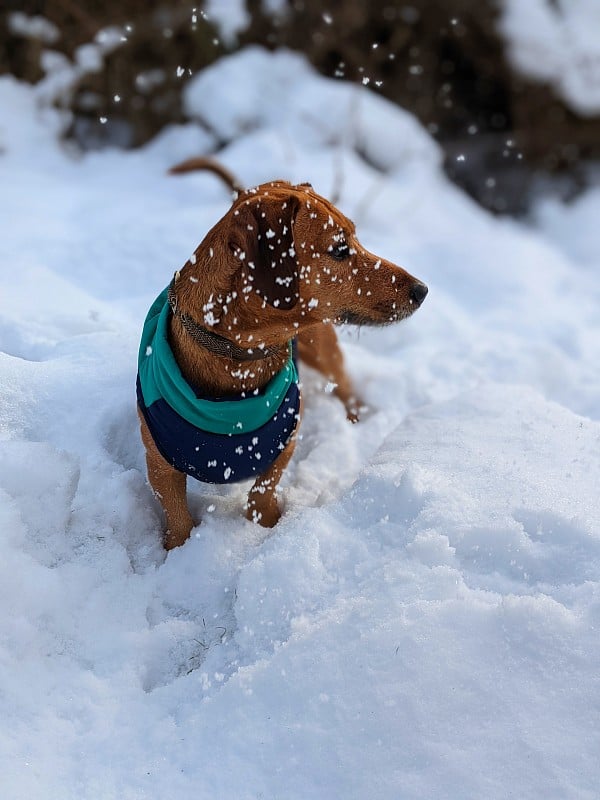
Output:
(137, 374), (300, 484)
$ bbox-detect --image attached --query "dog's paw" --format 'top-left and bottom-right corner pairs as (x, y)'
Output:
(344, 396), (365, 424)
(164, 515), (196, 550)
(346, 408), (360, 424)
(245, 497), (281, 528)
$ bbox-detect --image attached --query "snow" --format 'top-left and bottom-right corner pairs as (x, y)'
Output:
(8, 12), (60, 44)
(1, 46), (600, 799)
(184, 46), (440, 173)
(203, 0), (249, 45)
(498, 0), (600, 115)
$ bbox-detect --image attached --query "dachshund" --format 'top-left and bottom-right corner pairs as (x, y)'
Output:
(137, 159), (428, 549)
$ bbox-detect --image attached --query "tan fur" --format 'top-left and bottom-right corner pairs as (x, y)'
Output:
(141, 169), (427, 549)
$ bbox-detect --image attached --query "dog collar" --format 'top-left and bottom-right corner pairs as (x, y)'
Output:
(167, 278), (282, 362)
(138, 285), (298, 435)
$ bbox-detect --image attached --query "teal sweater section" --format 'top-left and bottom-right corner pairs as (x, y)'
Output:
(137, 287), (298, 436)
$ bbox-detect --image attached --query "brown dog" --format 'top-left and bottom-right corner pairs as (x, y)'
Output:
(138, 161), (427, 549)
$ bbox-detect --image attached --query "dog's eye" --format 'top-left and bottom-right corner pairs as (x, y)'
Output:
(329, 242), (350, 260)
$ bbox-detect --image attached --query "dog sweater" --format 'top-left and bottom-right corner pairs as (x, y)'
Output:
(137, 286), (300, 484)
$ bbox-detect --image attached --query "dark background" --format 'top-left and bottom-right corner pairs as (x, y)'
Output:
(2, 0), (599, 215)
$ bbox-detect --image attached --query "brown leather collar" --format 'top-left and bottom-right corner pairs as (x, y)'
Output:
(167, 279), (283, 362)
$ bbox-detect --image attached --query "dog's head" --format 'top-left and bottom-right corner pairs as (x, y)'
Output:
(177, 181), (427, 345)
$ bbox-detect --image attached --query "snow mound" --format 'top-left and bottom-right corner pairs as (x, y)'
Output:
(533, 182), (600, 268)
(0, 76), (68, 157)
(498, 0), (600, 115)
(183, 46), (441, 172)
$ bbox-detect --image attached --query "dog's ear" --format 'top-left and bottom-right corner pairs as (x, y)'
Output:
(230, 195), (300, 310)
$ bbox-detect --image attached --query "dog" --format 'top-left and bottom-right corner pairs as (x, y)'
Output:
(137, 159), (428, 549)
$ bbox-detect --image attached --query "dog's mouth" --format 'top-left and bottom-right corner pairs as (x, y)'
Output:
(336, 282), (428, 327)
(336, 306), (412, 327)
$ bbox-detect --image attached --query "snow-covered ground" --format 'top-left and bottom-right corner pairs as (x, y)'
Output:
(1, 47), (599, 800)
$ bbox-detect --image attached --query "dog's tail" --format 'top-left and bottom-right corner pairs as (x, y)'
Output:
(168, 156), (244, 194)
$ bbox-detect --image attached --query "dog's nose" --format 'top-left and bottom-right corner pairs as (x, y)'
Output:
(409, 281), (428, 307)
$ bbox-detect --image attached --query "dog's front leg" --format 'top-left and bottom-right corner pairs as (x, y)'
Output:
(138, 409), (195, 549)
(245, 434), (298, 527)
(298, 323), (361, 422)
